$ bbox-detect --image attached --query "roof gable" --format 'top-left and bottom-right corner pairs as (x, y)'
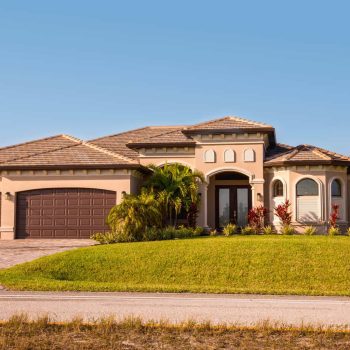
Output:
(265, 144), (350, 167)
(183, 116), (274, 133)
(0, 135), (79, 163)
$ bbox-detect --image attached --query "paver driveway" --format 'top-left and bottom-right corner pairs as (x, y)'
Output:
(0, 240), (95, 269)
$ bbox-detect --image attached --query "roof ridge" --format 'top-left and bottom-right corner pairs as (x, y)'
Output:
(184, 115), (273, 130)
(0, 134), (74, 152)
(148, 128), (189, 139)
(89, 126), (151, 142)
(89, 125), (185, 143)
(0, 137), (83, 165)
(224, 115), (273, 128)
(83, 141), (135, 163)
(310, 147), (332, 161)
(305, 144), (350, 161)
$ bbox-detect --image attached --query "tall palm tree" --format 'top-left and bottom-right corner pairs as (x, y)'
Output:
(145, 163), (205, 227)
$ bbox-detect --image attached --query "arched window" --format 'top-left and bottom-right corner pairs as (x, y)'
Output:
(244, 148), (255, 162)
(273, 180), (284, 197)
(296, 178), (319, 196)
(224, 149), (235, 163)
(296, 178), (320, 222)
(204, 149), (216, 163)
(331, 179), (342, 197)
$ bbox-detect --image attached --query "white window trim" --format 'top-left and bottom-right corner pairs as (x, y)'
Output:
(328, 177), (347, 223)
(270, 177), (287, 225)
(294, 176), (324, 223)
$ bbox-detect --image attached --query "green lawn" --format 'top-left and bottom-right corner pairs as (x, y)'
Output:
(1, 235), (350, 295)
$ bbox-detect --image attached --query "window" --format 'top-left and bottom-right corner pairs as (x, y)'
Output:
(296, 178), (320, 222)
(204, 149), (216, 163)
(296, 179), (319, 196)
(273, 180), (284, 197)
(224, 149), (235, 163)
(244, 148), (255, 162)
(331, 179), (342, 197)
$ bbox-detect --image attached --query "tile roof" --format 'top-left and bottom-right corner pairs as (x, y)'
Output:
(183, 116), (274, 133)
(127, 129), (195, 148)
(89, 126), (184, 157)
(264, 144), (350, 166)
(0, 135), (78, 163)
(0, 135), (140, 169)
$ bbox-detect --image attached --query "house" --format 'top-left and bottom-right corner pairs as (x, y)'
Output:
(0, 116), (349, 239)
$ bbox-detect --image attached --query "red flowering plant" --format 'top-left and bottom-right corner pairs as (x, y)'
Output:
(248, 205), (268, 234)
(329, 204), (340, 229)
(274, 200), (292, 227)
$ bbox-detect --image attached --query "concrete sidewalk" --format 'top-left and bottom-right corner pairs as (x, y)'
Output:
(0, 291), (350, 326)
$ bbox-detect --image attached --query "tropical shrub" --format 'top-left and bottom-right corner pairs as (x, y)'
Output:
(274, 200), (292, 227)
(274, 200), (293, 234)
(145, 163), (205, 228)
(248, 206), (268, 234)
(328, 226), (341, 236)
(223, 223), (238, 236)
(210, 229), (219, 236)
(262, 225), (275, 235)
(107, 190), (162, 241)
(142, 227), (162, 241)
(241, 225), (255, 235)
(280, 225), (295, 235)
(347, 227), (350, 236)
(304, 226), (317, 236)
(329, 204), (340, 229)
(90, 231), (119, 244)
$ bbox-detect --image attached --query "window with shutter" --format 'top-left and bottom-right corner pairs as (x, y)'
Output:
(296, 178), (320, 222)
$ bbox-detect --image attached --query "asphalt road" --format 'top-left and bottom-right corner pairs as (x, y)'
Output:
(0, 291), (349, 327)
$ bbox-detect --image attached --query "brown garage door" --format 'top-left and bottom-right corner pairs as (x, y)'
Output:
(16, 188), (116, 239)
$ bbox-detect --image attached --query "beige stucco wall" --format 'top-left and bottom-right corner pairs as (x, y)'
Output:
(0, 169), (138, 240)
(138, 135), (266, 227)
(265, 166), (348, 233)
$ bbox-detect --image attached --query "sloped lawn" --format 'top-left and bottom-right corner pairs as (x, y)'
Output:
(1, 235), (350, 295)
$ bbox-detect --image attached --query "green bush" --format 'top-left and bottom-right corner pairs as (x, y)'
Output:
(91, 232), (121, 244)
(107, 190), (162, 242)
(193, 226), (204, 236)
(304, 226), (317, 236)
(328, 227), (341, 236)
(222, 223), (237, 236)
(280, 225), (295, 235)
(92, 225), (203, 244)
(142, 227), (162, 241)
(262, 225), (275, 235)
(241, 226), (255, 235)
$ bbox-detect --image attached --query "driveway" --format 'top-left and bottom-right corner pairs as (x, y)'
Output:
(0, 240), (95, 269)
(0, 291), (350, 326)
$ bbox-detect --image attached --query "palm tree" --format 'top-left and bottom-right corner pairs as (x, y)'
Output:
(145, 163), (205, 227)
(107, 189), (162, 241)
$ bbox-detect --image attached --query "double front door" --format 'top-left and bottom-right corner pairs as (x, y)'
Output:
(216, 185), (252, 228)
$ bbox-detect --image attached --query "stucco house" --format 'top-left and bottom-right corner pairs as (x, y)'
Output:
(0, 116), (349, 239)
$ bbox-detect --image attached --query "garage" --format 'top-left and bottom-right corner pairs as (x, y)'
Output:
(16, 188), (116, 239)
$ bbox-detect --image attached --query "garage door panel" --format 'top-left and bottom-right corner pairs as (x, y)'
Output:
(16, 188), (116, 239)
(54, 208), (66, 215)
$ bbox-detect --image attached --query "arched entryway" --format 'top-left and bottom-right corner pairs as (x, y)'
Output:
(206, 171), (252, 228)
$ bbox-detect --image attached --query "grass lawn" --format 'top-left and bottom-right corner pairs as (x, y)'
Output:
(1, 235), (350, 295)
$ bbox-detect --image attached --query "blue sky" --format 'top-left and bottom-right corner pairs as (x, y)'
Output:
(0, 1), (349, 153)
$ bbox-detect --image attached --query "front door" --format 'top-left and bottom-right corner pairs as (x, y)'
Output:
(215, 186), (252, 228)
